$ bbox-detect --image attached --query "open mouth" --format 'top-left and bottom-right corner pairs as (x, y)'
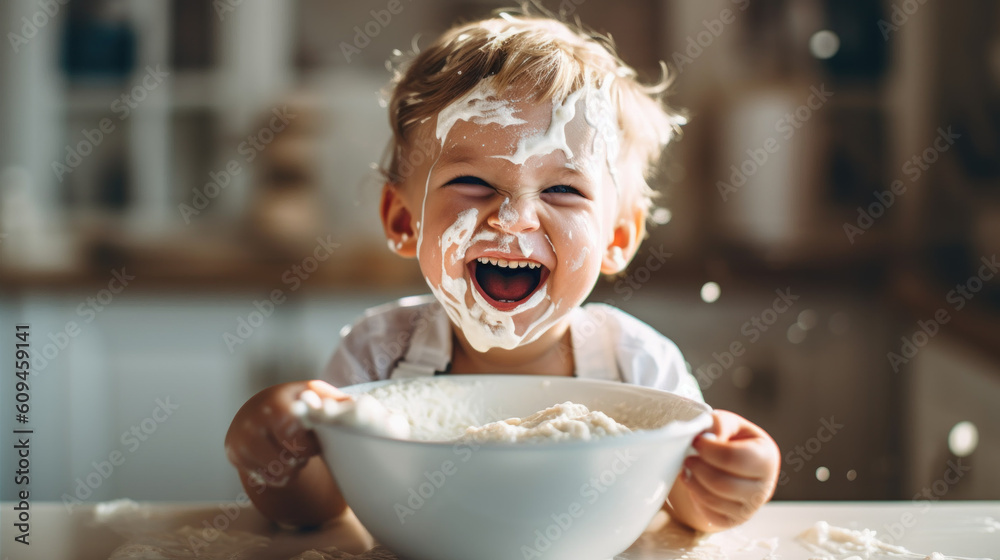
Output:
(469, 257), (549, 312)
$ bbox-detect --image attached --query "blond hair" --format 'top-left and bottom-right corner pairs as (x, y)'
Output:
(385, 12), (684, 222)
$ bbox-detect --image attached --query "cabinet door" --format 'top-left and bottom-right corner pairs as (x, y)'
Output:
(907, 338), (999, 499)
(96, 296), (250, 501)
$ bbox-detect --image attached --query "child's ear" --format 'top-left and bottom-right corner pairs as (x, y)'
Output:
(380, 183), (418, 258)
(600, 206), (646, 275)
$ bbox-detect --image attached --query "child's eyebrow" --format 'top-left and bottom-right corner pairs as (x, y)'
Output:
(437, 146), (483, 167)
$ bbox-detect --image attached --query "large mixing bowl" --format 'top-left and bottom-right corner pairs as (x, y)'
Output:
(313, 375), (712, 560)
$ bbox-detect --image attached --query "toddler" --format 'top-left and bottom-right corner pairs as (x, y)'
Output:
(227, 13), (780, 533)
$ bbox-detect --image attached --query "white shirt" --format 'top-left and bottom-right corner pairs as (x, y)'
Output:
(322, 295), (704, 403)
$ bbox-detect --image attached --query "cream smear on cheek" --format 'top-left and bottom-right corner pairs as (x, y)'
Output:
(567, 247), (590, 272)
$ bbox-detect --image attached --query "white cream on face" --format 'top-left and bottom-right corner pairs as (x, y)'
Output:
(516, 234), (534, 258)
(435, 78), (525, 142)
(496, 88), (585, 166)
(496, 197), (534, 258)
(567, 246), (590, 272)
(428, 208), (556, 352)
(417, 78), (626, 352)
(497, 197), (518, 227)
(583, 73), (622, 191)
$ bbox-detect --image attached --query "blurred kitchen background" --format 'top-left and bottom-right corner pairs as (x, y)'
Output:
(1, 0), (998, 506)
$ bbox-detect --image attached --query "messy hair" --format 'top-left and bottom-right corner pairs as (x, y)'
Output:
(384, 11), (685, 221)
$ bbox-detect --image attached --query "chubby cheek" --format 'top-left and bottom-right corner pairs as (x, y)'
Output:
(416, 199), (477, 289)
(549, 211), (605, 303)
(417, 237), (444, 288)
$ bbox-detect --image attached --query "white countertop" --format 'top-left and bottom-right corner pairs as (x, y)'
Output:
(2, 501), (997, 559)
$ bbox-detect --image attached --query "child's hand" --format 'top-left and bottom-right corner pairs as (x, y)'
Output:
(667, 410), (780, 532)
(225, 380), (347, 486)
(225, 380), (351, 527)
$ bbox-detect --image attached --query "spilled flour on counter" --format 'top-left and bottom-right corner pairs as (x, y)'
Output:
(94, 499), (270, 560)
(290, 546), (400, 560)
(106, 527), (270, 560)
(797, 521), (992, 560)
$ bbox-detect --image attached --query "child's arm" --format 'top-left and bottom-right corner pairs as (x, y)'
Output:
(664, 410), (780, 532)
(225, 380), (349, 528)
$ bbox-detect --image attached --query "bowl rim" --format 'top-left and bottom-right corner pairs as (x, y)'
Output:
(313, 374), (714, 451)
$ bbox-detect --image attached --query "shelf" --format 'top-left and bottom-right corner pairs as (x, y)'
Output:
(0, 227), (426, 294)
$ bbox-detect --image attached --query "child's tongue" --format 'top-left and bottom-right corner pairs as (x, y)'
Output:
(475, 263), (538, 303)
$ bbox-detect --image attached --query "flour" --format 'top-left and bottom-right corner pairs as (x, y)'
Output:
(364, 378), (494, 441)
(461, 401), (631, 443)
(292, 390), (412, 439)
(301, 378), (495, 441)
(301, 379), (632, 445)
(796, 521), (988, 560)
(94, 499), (271, 560)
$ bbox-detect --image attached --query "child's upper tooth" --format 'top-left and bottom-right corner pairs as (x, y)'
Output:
(518, 261), (528, 268)
(489, 258), (498, 266)
(497, 258), (509, 267)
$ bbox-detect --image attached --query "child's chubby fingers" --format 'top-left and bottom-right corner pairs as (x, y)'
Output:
(683, 455), (766, 503)
(305, 379), (350, 401)
(693, 410), (780, 480)
(680, 469), (749, 529)
(226, 380), (346, 475)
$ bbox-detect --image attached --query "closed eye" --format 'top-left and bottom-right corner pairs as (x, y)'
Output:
(445, 175), (492, 188)
(543, 184), (583, 196)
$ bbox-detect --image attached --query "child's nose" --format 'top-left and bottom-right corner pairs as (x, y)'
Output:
(487, 197), (540, 234)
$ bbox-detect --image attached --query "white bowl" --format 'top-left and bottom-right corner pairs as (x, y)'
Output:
(314, 375), (712, 560)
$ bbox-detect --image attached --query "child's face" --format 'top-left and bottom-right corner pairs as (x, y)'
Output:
(390, 85), (633, 353)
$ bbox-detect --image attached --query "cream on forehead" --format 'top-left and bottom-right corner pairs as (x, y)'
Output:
(495, 88), (585, 166)
(435, 78), (525, 143)
(584, 74), (622, 191)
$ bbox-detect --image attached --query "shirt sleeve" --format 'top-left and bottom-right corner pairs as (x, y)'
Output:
(321, 332), (382, 388)
(320, 305), (406, 388)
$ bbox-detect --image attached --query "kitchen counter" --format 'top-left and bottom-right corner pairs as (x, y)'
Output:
(2, 500), (997, 559)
